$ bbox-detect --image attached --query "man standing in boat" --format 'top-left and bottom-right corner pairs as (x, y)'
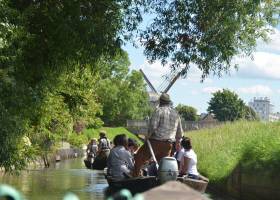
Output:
(133, 93), (183, 176)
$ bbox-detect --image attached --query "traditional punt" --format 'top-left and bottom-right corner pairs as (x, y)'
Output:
(105, 174), (209, 195)
(84, 150), (110, 170)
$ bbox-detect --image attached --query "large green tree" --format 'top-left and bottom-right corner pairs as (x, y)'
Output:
(95, 53), (150, 126)
(0, 0), (146, 171)
(207, 89), (246, 121)
(140, 0), (279, 79)
(176, 104), (198, 121)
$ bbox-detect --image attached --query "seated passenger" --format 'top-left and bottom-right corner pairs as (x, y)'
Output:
(98, 130), (111, 151)
(127, 138), (139, 156)
(173, 140), (184, 167)
(86, 138), (98, 164)
(179, 137), (200, 180)
(107, 134), (134, 180)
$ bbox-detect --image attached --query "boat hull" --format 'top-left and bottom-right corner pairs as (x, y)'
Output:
(105, 175), (209, 194)
(105, 176), (159, 195)
(84, 150), (110, 170)
(177, 176), (208, 193)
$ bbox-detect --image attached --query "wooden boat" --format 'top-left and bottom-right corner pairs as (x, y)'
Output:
(106, 176), (159, 195)
(177, 175), (209, 193)
(105, 173), (209, 194)
(84, 150), (110, 170)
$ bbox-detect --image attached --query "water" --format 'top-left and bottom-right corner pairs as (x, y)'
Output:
(0, 158), (107, 200)
(0, 158), (235, 200)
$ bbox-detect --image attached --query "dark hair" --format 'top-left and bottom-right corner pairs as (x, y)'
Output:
(113, 134), (128, 147)
(99, 132), (106, 138)
(181, 137), (192, 150)
(128, 138), (138, 147)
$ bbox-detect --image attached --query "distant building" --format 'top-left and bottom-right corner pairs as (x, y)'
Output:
(248, 97), (276, 121)
(199, 113), (217, 122)
(269, 112), (280, 122)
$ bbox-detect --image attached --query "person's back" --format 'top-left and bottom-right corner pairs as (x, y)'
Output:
(107, 134), (134, 180)
(91, 144), (98, 155)
(149, 106), (182, 141)
(98, 130), (111, 151)
(133, 93), (183, 177)
(99, 137), (110, 150)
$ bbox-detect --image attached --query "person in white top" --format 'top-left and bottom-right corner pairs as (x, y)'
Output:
(179, 137), (200, 179)
(173, 141), (185, 167)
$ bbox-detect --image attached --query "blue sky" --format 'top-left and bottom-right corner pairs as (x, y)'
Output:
(123, 26), (280, 114)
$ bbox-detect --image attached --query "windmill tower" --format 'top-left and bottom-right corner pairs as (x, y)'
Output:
(140, 68), (181, 108)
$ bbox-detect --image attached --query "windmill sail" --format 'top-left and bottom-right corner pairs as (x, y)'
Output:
(140, 69), (158, 93)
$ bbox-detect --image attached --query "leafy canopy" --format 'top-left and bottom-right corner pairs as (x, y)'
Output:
(140, 0), (279, 79)
(207, 89), (246, 121)
(176, 104), (198, 121)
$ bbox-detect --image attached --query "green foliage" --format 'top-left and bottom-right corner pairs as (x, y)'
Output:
(207, 89), (246, 121)
(188, 121), (280, 185)
(175, 104), (198, 121)
(67, 133), (88, 148)
(244, 105), (260, 121)
(140, 0), (279, 79)
(96, 53), (150, 126)
(0, 0), (149, 170)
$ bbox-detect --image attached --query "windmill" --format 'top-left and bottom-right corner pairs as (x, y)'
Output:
(140, 68), (182, 108)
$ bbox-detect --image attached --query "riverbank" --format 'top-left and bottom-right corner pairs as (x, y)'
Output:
(188, 121), (280, 200)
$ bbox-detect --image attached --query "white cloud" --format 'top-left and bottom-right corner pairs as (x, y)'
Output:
(231, 27), (280, 80)
(202, 87), (222, 94)
(233, 52), (280, 80)
(237, 85), (273, 95)
(257, 28), (280, 53)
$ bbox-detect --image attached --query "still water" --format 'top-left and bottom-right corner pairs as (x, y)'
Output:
(0, 158), (235, 200)
(0, 158), (107, 200)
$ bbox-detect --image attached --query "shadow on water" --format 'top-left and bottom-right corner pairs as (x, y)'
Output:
(0, 158), (108, 200)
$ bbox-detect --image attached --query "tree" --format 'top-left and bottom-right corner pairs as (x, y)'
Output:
(244, 105), (260, 121)
(95, 53), (150, 126)
(0, 0), (145, 171)
(176, 104), (198, 121)
(140, 0), (279, 79)
(207, 89), (246, 121)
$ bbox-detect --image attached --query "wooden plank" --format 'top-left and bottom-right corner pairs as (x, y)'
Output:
(142, 181), (208, 200)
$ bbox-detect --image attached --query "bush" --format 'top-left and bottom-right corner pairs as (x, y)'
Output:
(67, 133), (88, 148)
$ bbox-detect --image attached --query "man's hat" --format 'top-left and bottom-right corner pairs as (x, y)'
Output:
(159, 93), (171, 103)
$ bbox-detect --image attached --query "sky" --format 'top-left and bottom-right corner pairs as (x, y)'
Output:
(123, 25), (280, 114)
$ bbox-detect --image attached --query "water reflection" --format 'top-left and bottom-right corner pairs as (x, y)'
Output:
(0, 158), (108, 200)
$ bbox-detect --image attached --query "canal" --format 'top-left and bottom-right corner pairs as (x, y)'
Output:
(0, 158), (235, 200)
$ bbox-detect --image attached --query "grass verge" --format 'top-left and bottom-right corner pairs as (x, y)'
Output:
(187, 121), (280, 185)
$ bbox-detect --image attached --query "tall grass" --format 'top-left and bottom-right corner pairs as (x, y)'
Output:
(187, 121), (280, 184)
